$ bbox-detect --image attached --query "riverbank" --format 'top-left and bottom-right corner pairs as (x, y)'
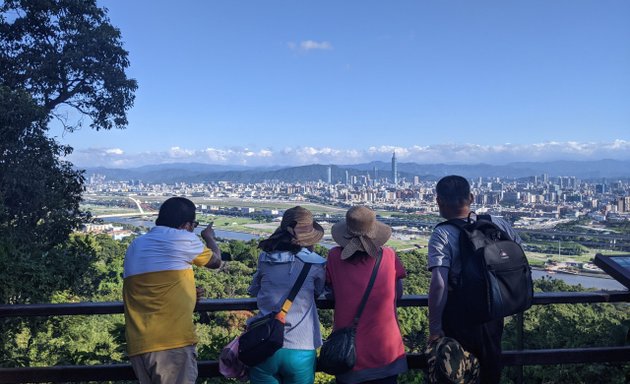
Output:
(530, 269), (626, 290)
(531, 266), (613, 280)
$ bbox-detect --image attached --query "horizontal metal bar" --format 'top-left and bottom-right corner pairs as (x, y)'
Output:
(0, 364), (137, 383)
(2, 347), (629, 383)
(1, 291), (628, 318)
(531, 290), (630, 305)
(501, 346), (630, 366)
(0, 301), (125, 317)
(0, 361), (221, 383)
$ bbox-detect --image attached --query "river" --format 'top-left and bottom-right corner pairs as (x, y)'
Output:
(104, 217), (627, 291)
(530, 269), (625, 290)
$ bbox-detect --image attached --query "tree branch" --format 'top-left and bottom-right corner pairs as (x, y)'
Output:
(43, 79), (85, 112)
(64, 101), (90, 116)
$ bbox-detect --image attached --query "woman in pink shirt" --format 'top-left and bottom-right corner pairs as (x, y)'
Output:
(326, 206), (408, 384)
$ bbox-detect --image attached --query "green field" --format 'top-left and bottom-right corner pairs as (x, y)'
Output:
(82, 203), (138, 216)
(198, 214), (275, 235)
(192, 198), (347, 214)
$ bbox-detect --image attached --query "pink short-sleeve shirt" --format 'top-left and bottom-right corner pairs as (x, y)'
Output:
(326, 246), (407, 371)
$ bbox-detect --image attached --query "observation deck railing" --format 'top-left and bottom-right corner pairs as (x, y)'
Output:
(0, 291), (629, 383)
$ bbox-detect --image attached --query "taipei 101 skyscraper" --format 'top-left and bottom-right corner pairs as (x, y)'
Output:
(391, 151), (398, 185)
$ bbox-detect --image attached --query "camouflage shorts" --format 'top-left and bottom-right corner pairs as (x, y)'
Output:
(425, 337), (480, 384)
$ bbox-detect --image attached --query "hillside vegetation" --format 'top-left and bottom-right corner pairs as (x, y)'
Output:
(1, 234), (628, 383)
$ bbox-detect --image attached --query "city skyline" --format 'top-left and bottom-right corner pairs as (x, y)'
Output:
(48, 1), (629, 168)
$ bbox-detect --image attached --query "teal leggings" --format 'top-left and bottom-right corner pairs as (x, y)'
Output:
(249, 348), (317, 384)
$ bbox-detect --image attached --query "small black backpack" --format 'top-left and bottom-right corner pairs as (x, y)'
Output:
(437, 213), (533, 324)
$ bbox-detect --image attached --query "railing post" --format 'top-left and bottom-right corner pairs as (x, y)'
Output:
(515, 311), (524, 384)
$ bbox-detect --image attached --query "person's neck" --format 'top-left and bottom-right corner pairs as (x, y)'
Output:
(444, 208), (471, 221)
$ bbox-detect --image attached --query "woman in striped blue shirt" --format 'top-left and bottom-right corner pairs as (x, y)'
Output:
(248, 206), (327, 384)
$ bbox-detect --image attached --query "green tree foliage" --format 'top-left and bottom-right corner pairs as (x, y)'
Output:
(0, 0), (138, 131)
(397, 249), (431, 356)
(0, 0), (136, 306)
(0, 87), (88, 304)
(502, 278), (630, 383)
(2, 233), (629, 383)
(0, 234), (127, 368)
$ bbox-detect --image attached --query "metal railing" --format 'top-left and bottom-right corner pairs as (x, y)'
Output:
(1, 291), (629, 383)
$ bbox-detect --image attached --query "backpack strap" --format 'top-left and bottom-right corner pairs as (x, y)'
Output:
(477, 214), (492, 222)
(435, 212), (492, 229)
(276, 262), (312, 322)
(434, 214), (478, 289)
(435, 218), (467, 230)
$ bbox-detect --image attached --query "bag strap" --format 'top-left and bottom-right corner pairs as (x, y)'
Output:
(276, 262), (312, 322)
(477, 213), (491, 222)
(435, 211), (492, 229)
(352, 248), (383, 327)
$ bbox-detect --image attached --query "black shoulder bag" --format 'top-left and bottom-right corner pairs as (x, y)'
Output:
(318, 250), (382, 375)
(238, 262), (312, 366)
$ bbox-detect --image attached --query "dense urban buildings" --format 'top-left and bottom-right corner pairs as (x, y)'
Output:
(86, 172), (630, 224)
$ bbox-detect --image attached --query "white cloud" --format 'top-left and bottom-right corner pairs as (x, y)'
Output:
(105, 148), (124, 155)
(288, 40), (333, 52)
(168, 146), (195, 158)
(67, 140), (630, 168)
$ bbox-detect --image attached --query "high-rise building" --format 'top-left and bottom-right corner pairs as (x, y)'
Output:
(618, 196), (630, 213)
(373, 166), (378, 181)
(391, 151), (398, 185)
(327, 165), (332, 184)
(345, 170), (349, 185)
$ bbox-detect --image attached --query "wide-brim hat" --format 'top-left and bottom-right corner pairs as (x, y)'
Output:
(331, 205), (391, 259)
(266, 206), (324, 247)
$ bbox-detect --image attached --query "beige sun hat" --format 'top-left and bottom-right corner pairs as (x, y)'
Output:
(331, 205), (392, 259)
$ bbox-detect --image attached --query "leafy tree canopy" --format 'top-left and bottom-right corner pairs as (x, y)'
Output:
(0, 0), (137, 131)
(0, 87), (84, 250)
(0, 0), (136, 305)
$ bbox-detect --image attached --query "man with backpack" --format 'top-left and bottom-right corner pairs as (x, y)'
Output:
(427, 175), (527, 384)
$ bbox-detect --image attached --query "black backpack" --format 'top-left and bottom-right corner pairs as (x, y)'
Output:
(437, 213), (533, 324)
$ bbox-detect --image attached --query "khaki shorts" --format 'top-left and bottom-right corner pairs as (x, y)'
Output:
(129, 345), (198, 384)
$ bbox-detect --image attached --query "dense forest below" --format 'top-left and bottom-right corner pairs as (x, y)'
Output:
(1, 234), (628, 383)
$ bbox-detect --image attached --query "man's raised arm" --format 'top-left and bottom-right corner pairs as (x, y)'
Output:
(201, 223), (222, 269)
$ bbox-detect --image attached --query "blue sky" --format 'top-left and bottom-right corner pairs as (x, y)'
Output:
(51, 1), (630, 168)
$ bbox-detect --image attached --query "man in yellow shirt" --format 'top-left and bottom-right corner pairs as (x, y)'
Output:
(123, 197), (222, 383)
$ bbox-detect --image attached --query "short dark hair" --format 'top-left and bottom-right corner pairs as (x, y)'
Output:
(155, 197), (196, 229)
(436, 175), (471, 208)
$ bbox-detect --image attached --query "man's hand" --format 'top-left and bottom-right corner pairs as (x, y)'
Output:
(201, 222), (216, 240)
(196, 286), (206, 302)
(201, 222), (222, 269)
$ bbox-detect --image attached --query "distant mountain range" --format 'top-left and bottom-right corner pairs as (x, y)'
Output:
(83, 159), (630, 184)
